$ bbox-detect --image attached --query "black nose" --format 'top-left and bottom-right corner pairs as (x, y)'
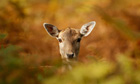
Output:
(67, 54), (74, 59)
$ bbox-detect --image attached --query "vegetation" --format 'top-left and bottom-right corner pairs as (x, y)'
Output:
(0, 0), (140, 84)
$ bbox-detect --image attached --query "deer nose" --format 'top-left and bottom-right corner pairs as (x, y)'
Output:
(67, 53), (74, 59)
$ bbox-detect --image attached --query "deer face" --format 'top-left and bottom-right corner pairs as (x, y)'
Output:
(43, 21), (96, 62)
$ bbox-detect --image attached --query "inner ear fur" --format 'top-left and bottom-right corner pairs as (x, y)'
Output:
(43, 23), (60, 37)
(80, 21), (96, 37)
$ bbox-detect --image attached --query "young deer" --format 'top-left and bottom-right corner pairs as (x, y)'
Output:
(43, 21), (96, 63)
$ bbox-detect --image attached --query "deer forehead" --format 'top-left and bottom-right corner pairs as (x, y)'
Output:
(58, 28), (81, 40)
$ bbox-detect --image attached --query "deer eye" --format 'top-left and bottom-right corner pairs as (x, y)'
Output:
(58, 39), (62, 43)
(77, 38), (81, 42)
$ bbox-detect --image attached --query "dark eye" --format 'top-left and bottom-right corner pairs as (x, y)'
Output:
(77, 38), (81, 42)
(58, 39), (62, 43)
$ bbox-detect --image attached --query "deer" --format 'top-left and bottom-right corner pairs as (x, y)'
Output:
(43, 21), (96, 69)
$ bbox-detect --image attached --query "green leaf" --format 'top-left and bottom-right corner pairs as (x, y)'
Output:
(0, 33), (7, 40)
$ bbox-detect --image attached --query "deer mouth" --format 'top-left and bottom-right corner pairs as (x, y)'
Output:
(63, 56), (77, 63)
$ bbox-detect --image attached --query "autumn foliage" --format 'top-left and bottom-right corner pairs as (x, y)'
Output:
(0, 0), (140, 84)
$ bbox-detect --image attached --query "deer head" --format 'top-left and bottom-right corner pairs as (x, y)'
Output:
(43, 21), (96, 62)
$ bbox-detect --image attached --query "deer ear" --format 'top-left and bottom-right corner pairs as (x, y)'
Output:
(80, 21), (96, 37)
(43, 23), (60, 37)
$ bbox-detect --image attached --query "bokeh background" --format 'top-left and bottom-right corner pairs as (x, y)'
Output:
(0, 0), (140, 84)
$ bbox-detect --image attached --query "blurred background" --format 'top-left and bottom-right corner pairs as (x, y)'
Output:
(0, 0), (140, 84)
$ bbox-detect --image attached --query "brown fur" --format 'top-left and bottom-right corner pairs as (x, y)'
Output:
(58, 28), (81, 61)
